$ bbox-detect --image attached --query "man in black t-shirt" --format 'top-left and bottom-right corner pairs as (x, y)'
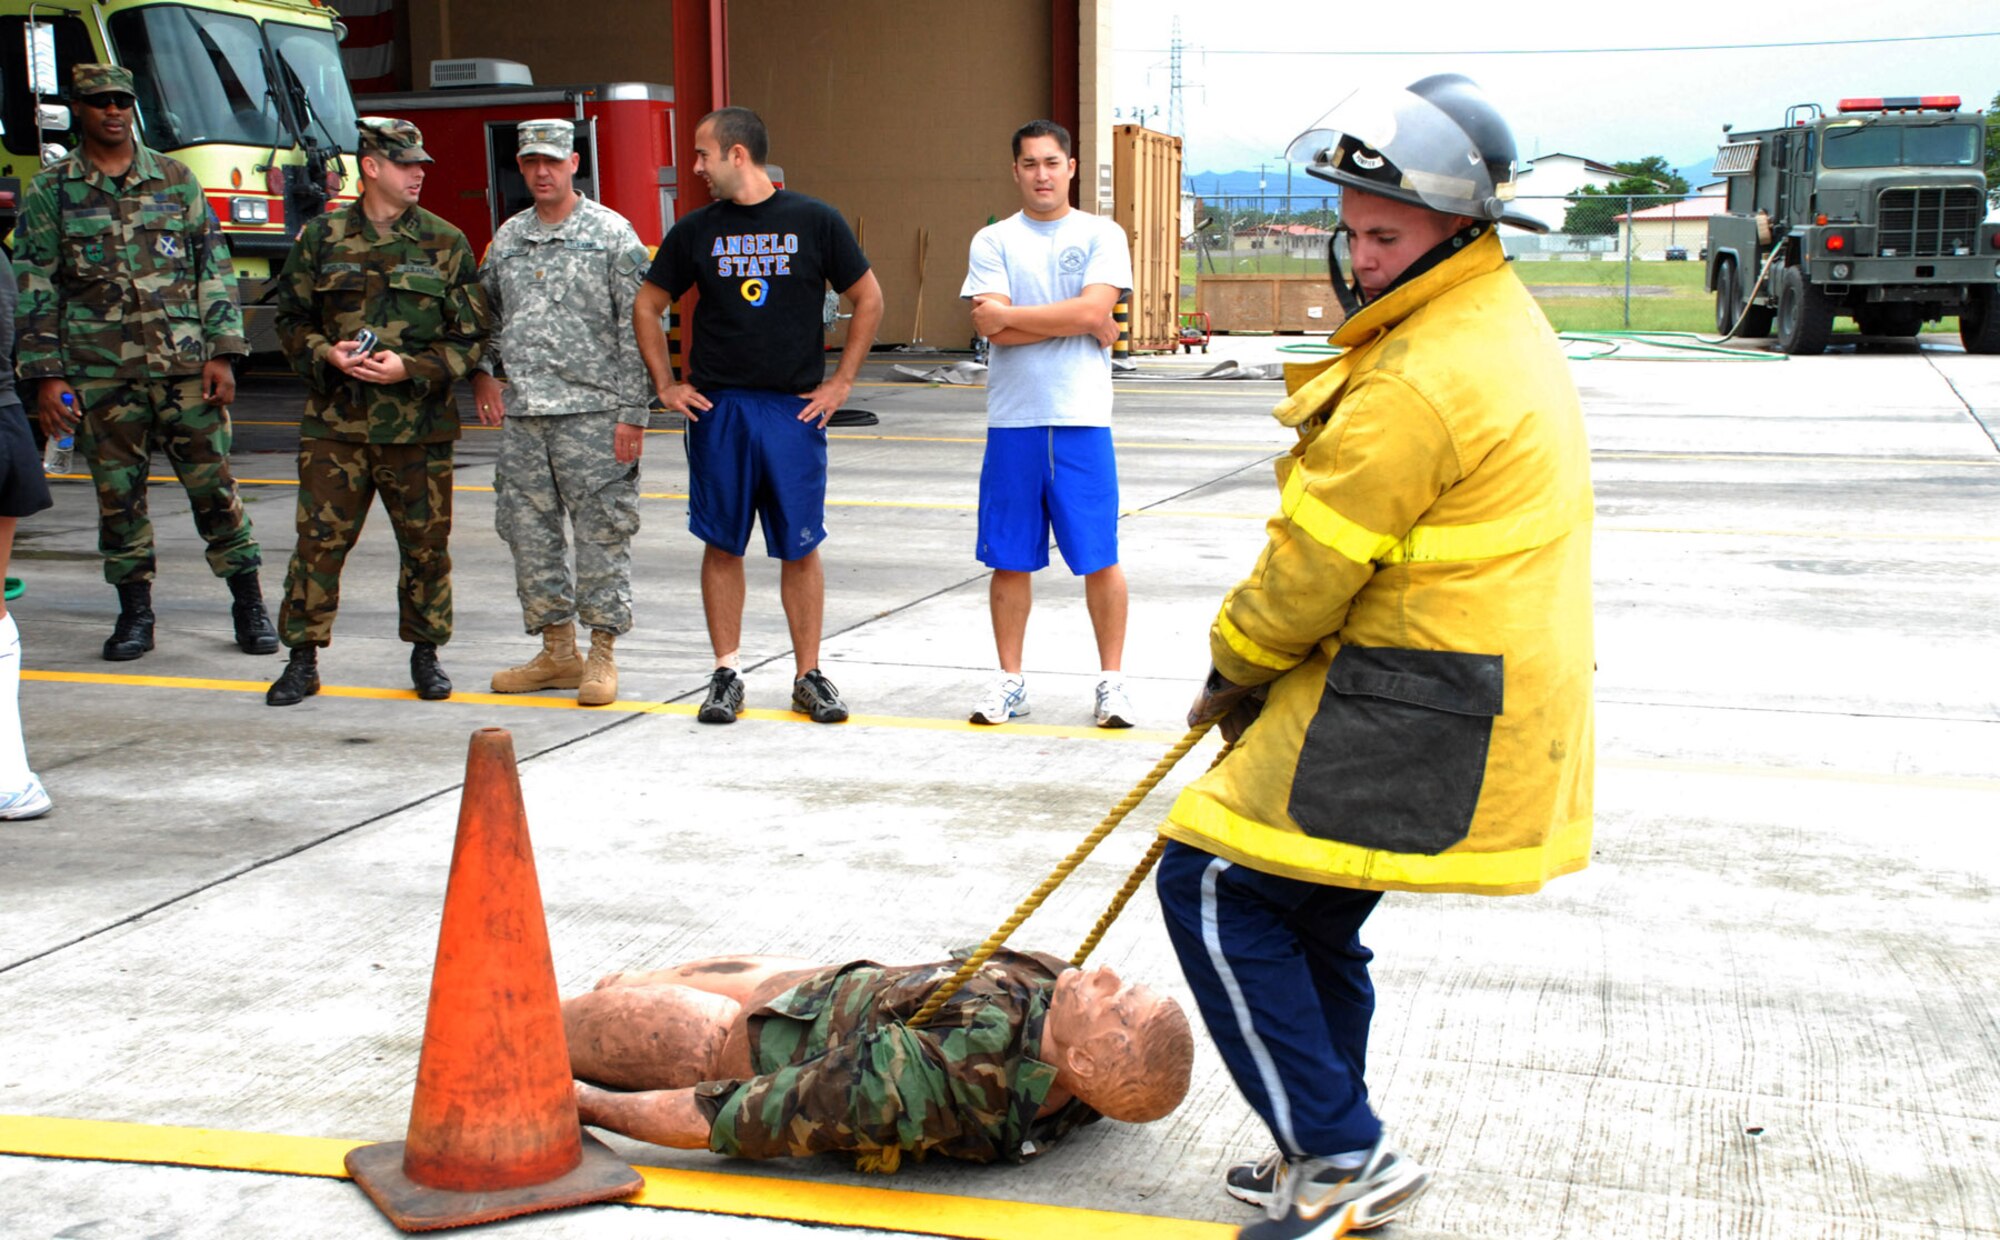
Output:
(635, 107), (883, 726)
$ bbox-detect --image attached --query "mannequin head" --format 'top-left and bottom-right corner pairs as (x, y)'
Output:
(1045, 965), (1194, 1123)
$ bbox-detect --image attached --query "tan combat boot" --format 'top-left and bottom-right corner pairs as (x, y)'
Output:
(490, 622), (584, 693)
(578, 629), (619, 706)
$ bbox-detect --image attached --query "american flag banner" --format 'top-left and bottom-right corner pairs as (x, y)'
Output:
(337, 0), (399, 94)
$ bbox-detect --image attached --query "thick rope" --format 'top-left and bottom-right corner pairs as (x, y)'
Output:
(906, 720), (1216, 1029)
(1069, 836), (1168, 968)
(1070, 739), (1233, 967)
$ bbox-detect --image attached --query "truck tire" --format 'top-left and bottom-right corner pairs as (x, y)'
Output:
(1776, 266), (1833, 355)
(1713, 260), (1740, 335)
(1855, 306), (1922, 337)
(1713, 258), (1774, 337)
(1960, 287), (2000, 354)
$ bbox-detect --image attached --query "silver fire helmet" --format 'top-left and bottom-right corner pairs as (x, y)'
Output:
(1287, 73), (1547, 234)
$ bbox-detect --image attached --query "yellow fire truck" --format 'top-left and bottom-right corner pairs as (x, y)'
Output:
(1, 0), (362, 347)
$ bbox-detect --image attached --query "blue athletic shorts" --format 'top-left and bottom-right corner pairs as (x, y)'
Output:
(684, 388), (828, 560)
(976, 425), (1119, 575)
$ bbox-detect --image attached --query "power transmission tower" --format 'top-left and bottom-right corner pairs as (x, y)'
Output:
(1167, 17), (1185, 138)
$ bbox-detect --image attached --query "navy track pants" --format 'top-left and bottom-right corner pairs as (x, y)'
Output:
(1156, 839), (1385, 1157)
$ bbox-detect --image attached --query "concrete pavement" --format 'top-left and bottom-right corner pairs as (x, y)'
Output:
(2, 335), (1997, 1238)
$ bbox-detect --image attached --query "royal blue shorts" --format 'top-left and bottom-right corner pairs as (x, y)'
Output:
(684, 388), (828, 560)
(976, 425), (1119, 575)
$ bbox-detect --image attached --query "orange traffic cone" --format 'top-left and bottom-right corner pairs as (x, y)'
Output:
(346, 727), (641, 1230)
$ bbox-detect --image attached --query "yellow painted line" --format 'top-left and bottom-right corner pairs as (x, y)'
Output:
(45, 476), (1256, 519)
(22, 670), (1179, 743)
(821, 497), (973, 511)
(819, 433), (1281, 452)
(36, 472), (2000, 538)
(853, 381), (1275, 396)
(1, 1115), (358, 1177)
(622, 1162), (1231, 1240)
(26, 670), (2000, 789)
(0, 1115), (1232, 1240)
(223, 425), (1995, 467)
(228, 420), (1280, 452)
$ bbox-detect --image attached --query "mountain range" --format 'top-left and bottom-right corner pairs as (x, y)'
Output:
(1185, 154), (1719, 204)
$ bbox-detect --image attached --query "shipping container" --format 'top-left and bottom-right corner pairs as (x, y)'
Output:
(1111, 124), (1182, 353)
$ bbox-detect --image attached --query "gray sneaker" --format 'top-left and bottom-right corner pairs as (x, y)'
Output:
(698, 667), (746, 724)
(1233, 1140), (1431, 1237)
(791, 668), (848, 723)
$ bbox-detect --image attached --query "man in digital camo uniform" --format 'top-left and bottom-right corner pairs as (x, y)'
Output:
(13, 63), (276, 663)
(472, 118), (650, 706)
(266, 117), (489, 706)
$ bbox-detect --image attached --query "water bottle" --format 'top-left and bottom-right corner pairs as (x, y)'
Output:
(42, 393), (75, 475)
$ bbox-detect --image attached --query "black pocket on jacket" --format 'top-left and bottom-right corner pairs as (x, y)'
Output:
(1287, 646), (1504, 855)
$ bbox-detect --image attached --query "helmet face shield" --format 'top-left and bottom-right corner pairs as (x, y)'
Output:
(1284, 127), (1338, 167)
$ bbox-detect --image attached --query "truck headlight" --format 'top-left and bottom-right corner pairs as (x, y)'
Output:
(229, 197), (270, 224)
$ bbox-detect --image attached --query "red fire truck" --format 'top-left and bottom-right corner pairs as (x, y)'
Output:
(357, 73), (677, 254)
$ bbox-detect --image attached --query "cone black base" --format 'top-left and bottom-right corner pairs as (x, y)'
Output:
(345, 1132), (642, 1232)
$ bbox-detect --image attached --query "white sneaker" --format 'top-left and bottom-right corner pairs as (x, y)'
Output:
(0, 775), (52, 820)
(1094, 677), (1135, 728)
(970, 674), (1029, 724)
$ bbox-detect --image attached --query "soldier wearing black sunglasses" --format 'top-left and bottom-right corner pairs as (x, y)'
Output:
(11, 63), (273, 662)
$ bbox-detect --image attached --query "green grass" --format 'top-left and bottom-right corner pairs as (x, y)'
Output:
(1535, 297), (1712, 332)
(1181, 252), (1326, 279)
(1182, 253), (1963, 337)
(1511, 260), (1711, 290)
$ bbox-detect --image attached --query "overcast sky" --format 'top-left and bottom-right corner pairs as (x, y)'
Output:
(1112, 0), (2000, 178)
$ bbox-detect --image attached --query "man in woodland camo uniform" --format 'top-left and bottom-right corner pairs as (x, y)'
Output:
(265, 117), (488, 707)
(472, 118), (651, 707)
(13, 63), (276, 663)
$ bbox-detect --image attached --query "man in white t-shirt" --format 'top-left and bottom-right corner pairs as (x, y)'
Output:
(961, 120), (1135, 728)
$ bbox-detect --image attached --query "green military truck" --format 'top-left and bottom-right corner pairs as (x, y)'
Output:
(1705, 95), (2000, 355)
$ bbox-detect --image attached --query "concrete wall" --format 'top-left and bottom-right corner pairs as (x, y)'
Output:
(405, 0), (675, 89)
(729, 0), (1055, 347)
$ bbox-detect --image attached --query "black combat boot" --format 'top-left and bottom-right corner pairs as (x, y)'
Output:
(102, 581), (156, 662)
(265, 646), (320, 707)
(410, 642), (452, 700)
(226, 570), (279, 655)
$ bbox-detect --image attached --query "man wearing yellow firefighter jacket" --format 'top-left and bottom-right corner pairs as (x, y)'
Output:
(1155, 75), (1593, 1240)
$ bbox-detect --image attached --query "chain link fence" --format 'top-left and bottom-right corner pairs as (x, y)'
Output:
(1182, 192), (1728, 331)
